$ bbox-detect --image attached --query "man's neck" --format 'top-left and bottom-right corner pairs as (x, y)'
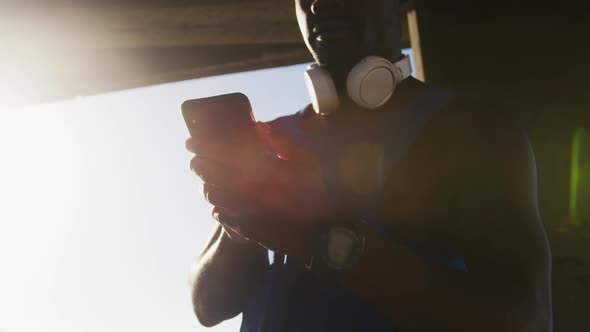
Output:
(336, 76), (425, 114)
(328, 52), (405, 94)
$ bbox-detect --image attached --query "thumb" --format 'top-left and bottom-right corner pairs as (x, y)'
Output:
(255, 121), (310, 162)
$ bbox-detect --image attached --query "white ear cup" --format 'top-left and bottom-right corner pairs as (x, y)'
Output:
(346, 56), (398, 109)
(304, 56), (412, 114)
(305, 64), (340, 115)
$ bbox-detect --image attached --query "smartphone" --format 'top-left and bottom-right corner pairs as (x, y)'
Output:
(181, 93), (257, 144)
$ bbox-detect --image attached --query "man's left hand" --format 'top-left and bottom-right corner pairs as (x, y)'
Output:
(188, 122), (338, 259)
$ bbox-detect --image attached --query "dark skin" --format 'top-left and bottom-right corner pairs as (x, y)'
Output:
(188, 0), (553, 330)
(296, 0), (403, 89)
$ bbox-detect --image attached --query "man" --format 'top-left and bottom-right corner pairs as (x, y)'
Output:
(187, 0), (553, 331)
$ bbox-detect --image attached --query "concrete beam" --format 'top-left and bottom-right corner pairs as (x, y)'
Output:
(0, 0), (410, 107)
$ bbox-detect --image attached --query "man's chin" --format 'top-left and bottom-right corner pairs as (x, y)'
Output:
(314, 47), (360, 73)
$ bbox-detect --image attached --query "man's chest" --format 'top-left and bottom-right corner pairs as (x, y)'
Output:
(306, 123), (454, 242)
(283, 92), (460, 238)
(376, 155), (453, 242)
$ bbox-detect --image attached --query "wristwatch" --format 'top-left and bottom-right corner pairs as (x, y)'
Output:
(306, 222), (366, 277)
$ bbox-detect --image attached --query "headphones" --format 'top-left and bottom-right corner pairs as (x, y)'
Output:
(304, 55), (413, 115)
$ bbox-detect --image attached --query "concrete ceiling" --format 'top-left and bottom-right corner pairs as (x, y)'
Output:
(0, 0), (411, 108)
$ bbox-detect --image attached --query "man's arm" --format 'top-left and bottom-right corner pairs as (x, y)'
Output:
(337, 112), (552, 332)
(189, 224), (269, 327)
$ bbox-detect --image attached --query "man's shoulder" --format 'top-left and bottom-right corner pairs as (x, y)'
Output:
(414, 90), (544, 253)
(421, 87), (518, 146)
(402, 87), (534, 201)
(423, 91), (535, 201)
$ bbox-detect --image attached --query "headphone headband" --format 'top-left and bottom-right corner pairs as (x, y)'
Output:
(394, 55), (413, 81)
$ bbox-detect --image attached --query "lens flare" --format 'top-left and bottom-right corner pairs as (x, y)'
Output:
(570, 127), (590, 225)
(338, 141), (386, 196)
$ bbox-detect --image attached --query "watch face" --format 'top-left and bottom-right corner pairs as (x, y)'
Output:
(326, 227), (364, 270)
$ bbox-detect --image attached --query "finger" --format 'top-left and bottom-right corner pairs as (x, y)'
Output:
(185, 137), (236, 160)
(191, 155), (264, 190)
(222, 226), (255, 244)
(209, 197), (260, 242)
(191, 145), (280, 190)
(185, 137), (196, 154)
(210, 208), (255, 244)
(190, 140), (268, 170)
(255, 121), (313, 163)
(211, 206), (237, 220)
(186, 137), (219, 155)
(202, 183), (252, 214)
(211, 206), (239, 229)
(190, 156), (236, 185)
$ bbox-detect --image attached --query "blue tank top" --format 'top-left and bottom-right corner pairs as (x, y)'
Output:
(241, 88), (468, 332)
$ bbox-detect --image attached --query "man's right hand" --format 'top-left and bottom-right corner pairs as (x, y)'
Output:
(219, 221), (256, 246)
(185, 122), (339, 260)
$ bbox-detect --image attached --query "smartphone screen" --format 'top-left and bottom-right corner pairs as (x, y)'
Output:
(181, 93), (257, 144)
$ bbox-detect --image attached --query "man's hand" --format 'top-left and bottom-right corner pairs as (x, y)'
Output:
(187, 122), (337, 259)
(220, 224), (255, 245)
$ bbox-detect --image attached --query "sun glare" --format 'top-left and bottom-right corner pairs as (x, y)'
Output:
(0, 50), (415, 332)
(0, 65), (311, 332)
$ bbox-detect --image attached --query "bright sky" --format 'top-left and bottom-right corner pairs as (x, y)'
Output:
(0, 51), (413, 332)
